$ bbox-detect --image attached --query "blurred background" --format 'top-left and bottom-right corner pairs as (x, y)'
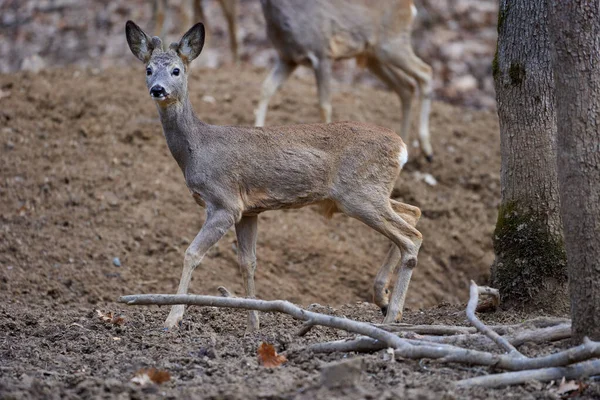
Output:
(0, 0), (498, 109)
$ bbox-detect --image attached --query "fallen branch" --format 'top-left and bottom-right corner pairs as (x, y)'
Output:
(118, 294), (409, 350)
(466, 280), (523, 357)
(378, 317), (569, 336)
(119, 292), (599, 372)
(310, 323), (571, 354)
(456, 351), (600, 388)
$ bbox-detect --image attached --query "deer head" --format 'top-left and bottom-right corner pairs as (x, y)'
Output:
(125, 21), (205, 107)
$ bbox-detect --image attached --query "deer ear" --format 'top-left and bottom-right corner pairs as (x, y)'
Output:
(126, 20), (154, 63)
(173, 23), (205, 64)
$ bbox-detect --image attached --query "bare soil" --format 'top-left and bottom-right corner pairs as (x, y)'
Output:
(0, 66), (593, 399)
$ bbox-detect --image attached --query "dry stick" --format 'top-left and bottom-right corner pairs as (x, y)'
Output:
(456, 351), (600, 388)
(311, 323), (572, 354)
(118, 294), (410, 350)
(297, 321), (315, 337)
(466, 280), (523, 357)
(379, 317), (570, 336)
(119, 293), (600, 371)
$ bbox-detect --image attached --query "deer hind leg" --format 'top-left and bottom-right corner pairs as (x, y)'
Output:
(254, 59), (297, 126)
(235, 215), (260, 331)
(367, 58), (416, 143)
(378, 43), (434, 161)
(153, 0), (168, 38)
(339, 196), (422, 323)
(312, 58), (333, 123)
(192, 0), (211, 44)
(219, 0), (239, 64)
(164, 209), (236, 329)
(373, 199), (421, 314)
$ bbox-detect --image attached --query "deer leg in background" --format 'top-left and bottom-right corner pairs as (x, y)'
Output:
(219, 0), (239, 64)
(367, 58), (417, 145)
(254, 59), (298, 126)
(312, 57), (333, 123)
(192, 0), (210, 44)
(378, 43), (434, 161)
(235, 215), (260, 331)
(164, 209), (236, 329)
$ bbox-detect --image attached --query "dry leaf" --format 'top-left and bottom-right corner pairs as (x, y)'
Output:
(131, 368), (171, 386)
(550, 377), (586, 397)
(257, 342), (287, 368)
(96, 310), (126, 325)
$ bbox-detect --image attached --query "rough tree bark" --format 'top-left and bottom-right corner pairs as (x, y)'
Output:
(549, 1), (600, 342)
(491, 0), (568, 312)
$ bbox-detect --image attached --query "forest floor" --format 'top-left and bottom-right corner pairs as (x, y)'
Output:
(0, 66), (593, 399)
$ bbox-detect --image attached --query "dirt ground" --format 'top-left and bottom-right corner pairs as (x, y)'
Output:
(0, 66), (593, 398)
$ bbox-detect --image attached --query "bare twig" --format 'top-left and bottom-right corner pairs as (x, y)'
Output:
(119, 294), (409, 350)
(456, 352), (600, 388)
(467, 280), (523, 357)
(378, 317), (570, 336)
(297, 320), (316, 337)
(311, 323), (572, 353)
(377, 324), (476, 335)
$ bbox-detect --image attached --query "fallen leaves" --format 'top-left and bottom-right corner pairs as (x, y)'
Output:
(96, 310), (125, 325)
(131, 368), (171, 386)
(548, 377), (588, 398)
(257, 342), (287, 368)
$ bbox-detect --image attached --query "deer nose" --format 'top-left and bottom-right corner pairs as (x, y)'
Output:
(150, 85), (166, 98)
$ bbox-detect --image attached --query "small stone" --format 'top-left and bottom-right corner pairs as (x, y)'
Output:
(112, 257), (121, 267)
(320, 358), (364, 389)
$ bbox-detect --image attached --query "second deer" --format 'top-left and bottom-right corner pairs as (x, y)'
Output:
(255, 0), (434, 161)
(125, 21), (423, 330)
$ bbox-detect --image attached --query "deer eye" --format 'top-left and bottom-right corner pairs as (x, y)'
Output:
(146, 67), (152, 76)
(172, 68), (180, 76)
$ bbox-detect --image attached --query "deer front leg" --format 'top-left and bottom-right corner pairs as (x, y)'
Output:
(235, 215), (259, 331)
(164, 210), (236, 329)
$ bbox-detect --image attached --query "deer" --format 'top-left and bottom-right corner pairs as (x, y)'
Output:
(152, 0), (239, 63)
(255, 0), (434, 162)
(125, 20), (423, 330)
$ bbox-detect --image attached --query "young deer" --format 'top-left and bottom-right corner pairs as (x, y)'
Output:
(153, 0), (239, 63)
(255, 0), (434, 161)
(125, 21), (423, 330)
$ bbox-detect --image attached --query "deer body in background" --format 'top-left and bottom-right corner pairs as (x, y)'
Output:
(125, 21), (423, 330)
(255, 0), (434, 161)
(153, 0), (239, 63)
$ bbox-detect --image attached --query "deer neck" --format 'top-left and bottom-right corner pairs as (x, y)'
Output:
(155, 94), (205, 171)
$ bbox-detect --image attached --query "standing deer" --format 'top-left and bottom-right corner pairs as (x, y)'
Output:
(125, 21), (423, 330)
(255, 0), (434, 161)
(153, 0), (239, 63)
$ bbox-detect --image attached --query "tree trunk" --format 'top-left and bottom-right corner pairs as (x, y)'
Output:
(490, 0), (567, 312)
(549, 1), (600, 342)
